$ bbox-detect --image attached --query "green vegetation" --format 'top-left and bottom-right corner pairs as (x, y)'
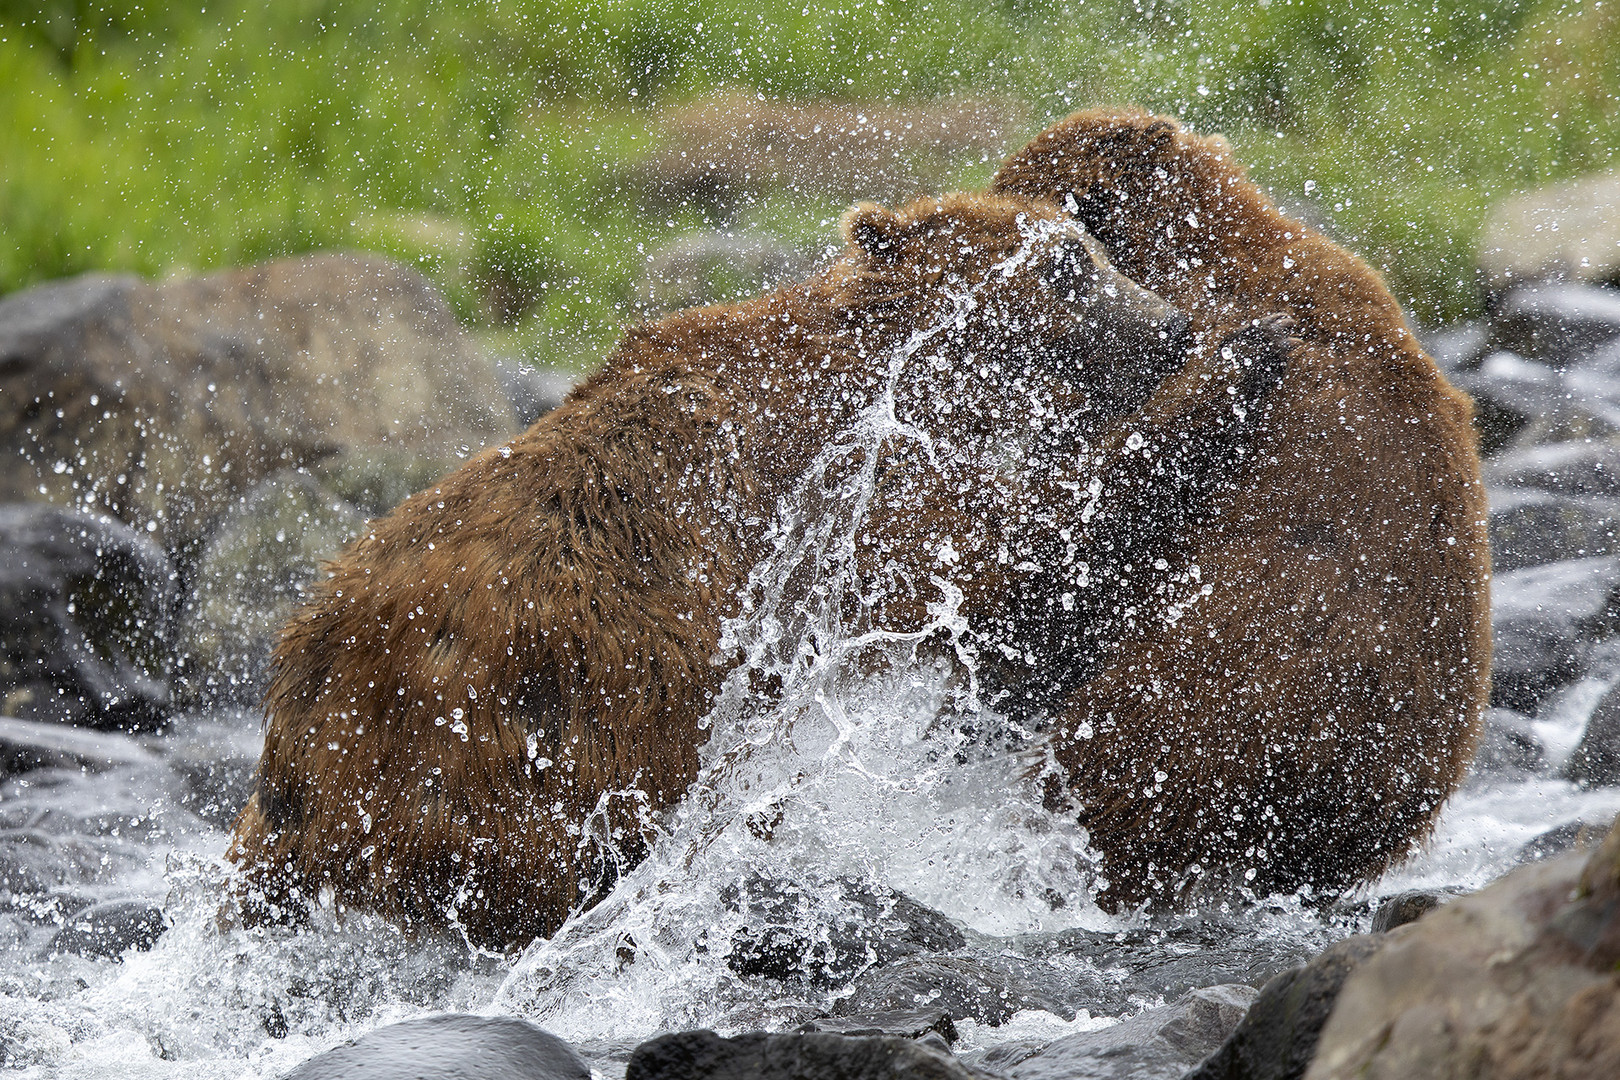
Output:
(1, 0), (1615, 368)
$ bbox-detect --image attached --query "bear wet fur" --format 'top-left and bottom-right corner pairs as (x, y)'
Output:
(229, 108), (1489, 947)
(228, 190), (1288, 948)
(992, 109), (1489, 905)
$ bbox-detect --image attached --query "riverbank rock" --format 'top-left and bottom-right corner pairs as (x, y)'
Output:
(626, 1030), (988, 1080)
(1184, 936), (1384, 1080)
(282, 1014), (591, 1080)
(1305, 815), (1620, 1079)
(0, 504), (177, 731)
(0, 254), (516, 562)
(1477, 169), (1620, 296)
(974, 984), (1257, 1080)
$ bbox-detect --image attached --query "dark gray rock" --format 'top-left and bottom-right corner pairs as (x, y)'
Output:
(1488, 556), (1620, 712)
(1513, 817), (1613, 865)
(979, 984), (1256, 1080)
(626, 1030), (984, 1080)
(1182, 937), (1383, 1080)
(724, 875), (966, 989)
(1488, 488), (1620, 572)
(0, 714), (158, 774)
(0, 504), (177, 731)
(834, 955), (1074, 1026)
(1489, 283), (1620, 367)
(175, 471), (366, 706)
(1564, 678), (1620, 787)
(1370, 890), (1459, 933)
(1467, 707), (1544, 777)
(161, 711), (264, 829)
(1485, 441), (1620, 499)
(796, 1010), (956, 1043)
(45, 897), (167, 959)
(282, 1014), (590, 1080)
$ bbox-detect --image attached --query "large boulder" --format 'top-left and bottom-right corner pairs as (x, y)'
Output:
(1305, 815), (1620, 1079)
(281, 1014), (590, 1080)
(0, 504), (177, 730)
(0, 254), (517, 562)
(1478, 170), (1620, 296)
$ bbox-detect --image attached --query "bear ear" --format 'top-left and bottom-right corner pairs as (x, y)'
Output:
(842, 202), (905, 264)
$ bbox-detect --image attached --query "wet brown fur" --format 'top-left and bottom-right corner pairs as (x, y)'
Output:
(992, 108), (1490, 904)
(229, 192), (1215, 947)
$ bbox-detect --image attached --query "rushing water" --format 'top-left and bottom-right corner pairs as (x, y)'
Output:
(5, 250), (1620, 1076)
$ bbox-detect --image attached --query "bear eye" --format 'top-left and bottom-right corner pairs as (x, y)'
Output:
(1042, 237), (1101, 296)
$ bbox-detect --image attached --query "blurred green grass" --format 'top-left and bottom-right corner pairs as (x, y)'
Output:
(1, 0), (1614, 369)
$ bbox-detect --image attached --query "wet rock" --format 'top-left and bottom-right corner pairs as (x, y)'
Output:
(797, 1010), (957, 1043)
(1514, 818), (1614, 866)
(724, 875), (966, 989)
(0, 714), (158, 774)
(494, 358), (578, 428)
(45, 897), (167, 959)
(1184, 936), (1383, 1080)
(626, 1030), (985, 1080)
(1478, 169), (1620, 295)
(1370, 891), (1459, 933)
(282, 1013), (591, 1080)
(1488, 556), (1620, 712)
(1448, 355), (1616, 455)
(161, 710), (264, 829)
(1484, 440), (1620, 498)
(1488, 283), (1620, 367)
(833, 955), (1075, 1026)
(1563, 677), (1620, 787)
(175, 471), (366, 706)
(1307, 815), (1620, 1079)
(636, 233), (811, 317)
(1466, 707), (1544, 777)
(1419, 320), (1489, 373)
(1488, 488), (1620, 572)
(0, 504), (177, 731)
(0, 254), (515, 561)
(980, 984), (1257, 1080)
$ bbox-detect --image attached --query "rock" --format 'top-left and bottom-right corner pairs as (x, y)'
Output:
(175, 471), (367, 706)
(45, 897), (167, 959)
(0, 714), (158, 774)
(1563, 678), (1620, 787)
(1513, 818), (1613, 865)
(1484, 440), (1620, 499)
(1466, 707), (1544, 777)
(641, 93), (1025, 217)
(161, 710), (265, 829)
(1478, 169), (1620, 295)
(797, 1010), (957, 1043)
(1489, 283), (1620, 367)
(1184, 937), (1383, 1080)
(635, 232), (812, 317)
(1369, 891), (1459, 934)
(0, 254), (516, 562)
(1419, 320), (1489, 372)
(1306, 814), (1620, 1079)
(1488, 488), (1620, 572)
(833, 955), (1075, 1026)
(982, 984), (1257, 1080)
(1488, 556), (1620, 713)
(1449, 355), (1615, 455)
(0, 504), (177, 731)
(493, 358), (578, 428)
(281, 1014), (591, 1080)
(724, 875), (966, 989)
(626, 1030), (985, 1080)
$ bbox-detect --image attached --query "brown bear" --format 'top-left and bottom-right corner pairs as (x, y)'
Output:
(991, 108), (1490, 906)
(227, 188), (1296, 949)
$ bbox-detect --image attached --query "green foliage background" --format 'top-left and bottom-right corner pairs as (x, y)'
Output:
(1, 0), (1615, 367)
